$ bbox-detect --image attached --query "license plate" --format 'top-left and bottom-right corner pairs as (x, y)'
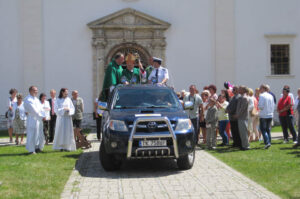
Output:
(139, 140), (167, 147)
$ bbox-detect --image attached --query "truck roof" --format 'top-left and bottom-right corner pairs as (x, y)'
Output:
(116, 84), (173, 90)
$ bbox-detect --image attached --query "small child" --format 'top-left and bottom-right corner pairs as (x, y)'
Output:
(205, 99), (218, 149)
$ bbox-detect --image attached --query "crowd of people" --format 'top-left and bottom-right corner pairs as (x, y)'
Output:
(177, 84), (300, 150)
(6, 87), (84, 154)
(4, 51), (300, 154)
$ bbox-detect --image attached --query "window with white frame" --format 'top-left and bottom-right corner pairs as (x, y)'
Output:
(265, 34), (296, 76)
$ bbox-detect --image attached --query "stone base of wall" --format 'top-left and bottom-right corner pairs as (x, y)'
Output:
(0, 113), (97, 131)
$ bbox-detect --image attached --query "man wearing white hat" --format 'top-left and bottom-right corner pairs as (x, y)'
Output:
(147, 57), (169, 85)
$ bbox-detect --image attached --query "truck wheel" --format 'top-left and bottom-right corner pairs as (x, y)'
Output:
(177, 150), (195, 170)
(99, 141), (121, 171)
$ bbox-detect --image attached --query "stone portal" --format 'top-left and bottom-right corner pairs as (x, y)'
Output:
(87, 8), (170, 100)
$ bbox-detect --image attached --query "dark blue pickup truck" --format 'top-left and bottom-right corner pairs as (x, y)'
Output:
(99, 85), (196, 171)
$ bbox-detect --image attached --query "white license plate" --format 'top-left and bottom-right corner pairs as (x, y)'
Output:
(139, 140), (167, 147)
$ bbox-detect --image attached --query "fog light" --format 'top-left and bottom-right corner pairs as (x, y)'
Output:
(111, 142), (117, 148)
(186, 140), (192, 147)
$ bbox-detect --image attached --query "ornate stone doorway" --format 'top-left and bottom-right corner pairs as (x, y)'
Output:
(87, 8), (170, 100)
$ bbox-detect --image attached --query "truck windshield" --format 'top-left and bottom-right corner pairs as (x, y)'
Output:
(113, 88), (181, 109)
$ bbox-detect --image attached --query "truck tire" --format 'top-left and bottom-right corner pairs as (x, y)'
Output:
(177, 150), (195, 170)
(99, 141), (121, 171)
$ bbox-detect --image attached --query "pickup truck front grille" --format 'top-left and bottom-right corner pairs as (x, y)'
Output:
(127, 120), (177, 133)
(127, 117), (179, 159)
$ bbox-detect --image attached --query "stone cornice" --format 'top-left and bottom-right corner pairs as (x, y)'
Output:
(87, 8), (170, 30)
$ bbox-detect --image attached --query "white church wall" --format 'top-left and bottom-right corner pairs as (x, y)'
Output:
(0, 0), (23, 113)
(42, 0), (214, 111)
(163, 0), (215, 92)
(235, 0), (300, 100)
(2, 0), (299, 128)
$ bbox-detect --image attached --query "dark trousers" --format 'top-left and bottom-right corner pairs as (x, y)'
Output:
(43, 121), (49, 143)
(260, 118), (272, 145)
(279, 115), (297, 141)
(96, 116), (102, 140)
(191, 117), (199, 143)
(230, 120), (241, 147)
(298, 117), (300, 143)
(49, 115), (56, 142)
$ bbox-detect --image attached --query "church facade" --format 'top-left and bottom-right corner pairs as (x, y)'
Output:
(0, 0), (299, 127)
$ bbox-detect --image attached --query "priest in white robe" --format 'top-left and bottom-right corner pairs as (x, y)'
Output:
(24, 86), (46, 154)
(53, 88), (76, 151)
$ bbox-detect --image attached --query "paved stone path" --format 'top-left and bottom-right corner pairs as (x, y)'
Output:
(60, 133), (280, 199)
(0, 137), (27, 146)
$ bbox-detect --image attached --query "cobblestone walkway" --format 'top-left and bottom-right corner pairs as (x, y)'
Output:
(61, 133), (280, 199)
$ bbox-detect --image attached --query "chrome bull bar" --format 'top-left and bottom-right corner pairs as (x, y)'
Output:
(127, 117), (179, 159)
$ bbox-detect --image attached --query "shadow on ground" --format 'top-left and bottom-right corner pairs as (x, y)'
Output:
(75, 150), (183, 179)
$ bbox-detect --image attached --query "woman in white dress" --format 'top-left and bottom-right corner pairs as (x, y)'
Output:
(12, 94), (27, 145)
(53, 88), (76, 151)
(40, 93), (51, 145)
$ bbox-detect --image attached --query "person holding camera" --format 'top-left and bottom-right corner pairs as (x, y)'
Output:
(277, 87), (297, 143)
(183, 85), (203, 143)
(120, 53), (144, 84)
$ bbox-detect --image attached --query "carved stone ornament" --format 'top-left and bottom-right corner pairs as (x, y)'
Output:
(87, 8), (170, 100)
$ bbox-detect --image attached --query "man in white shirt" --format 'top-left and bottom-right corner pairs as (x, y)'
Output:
(183, 85), (203, 143)
(24, 86), (46, 154)
(258, 84), (275, 149)
(148, 57), (169, 85)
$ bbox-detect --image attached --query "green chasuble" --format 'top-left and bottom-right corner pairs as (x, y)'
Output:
(120, 68), (140, 84)
(100, 59), (123, 101)
(145, 65), (154, 80)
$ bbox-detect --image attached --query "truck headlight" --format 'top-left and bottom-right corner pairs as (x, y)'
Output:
(175, 119), (192, 132)
(109, 120), (128, 132)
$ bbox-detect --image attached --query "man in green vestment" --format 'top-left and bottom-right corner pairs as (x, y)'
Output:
(120, 53), (144, 84)
(100, 53), (124, 101)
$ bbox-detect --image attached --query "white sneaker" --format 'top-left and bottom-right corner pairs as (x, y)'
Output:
(293, 141), (298, 144)
(283, 140), (289, 144)
(264, 144), (271, 149)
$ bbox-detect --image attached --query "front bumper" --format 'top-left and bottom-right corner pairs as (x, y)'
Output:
(103, 117), (195, 159)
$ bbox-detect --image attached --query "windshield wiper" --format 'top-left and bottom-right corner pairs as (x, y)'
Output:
(145, 105), (169, 108)
(114, 106), (138, 109)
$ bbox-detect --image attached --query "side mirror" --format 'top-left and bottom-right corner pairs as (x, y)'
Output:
(184, 101), (194, 110)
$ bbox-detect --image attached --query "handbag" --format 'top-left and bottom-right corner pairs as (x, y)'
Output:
(5, 110), (13, 119)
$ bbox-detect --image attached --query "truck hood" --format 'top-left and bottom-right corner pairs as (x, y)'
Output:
(109, 108), (188, 122)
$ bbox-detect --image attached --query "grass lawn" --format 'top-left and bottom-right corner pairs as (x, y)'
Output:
(271, 125), (283, 132)
(0, 145), (83, 199)
(205, 140), (300, 199)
